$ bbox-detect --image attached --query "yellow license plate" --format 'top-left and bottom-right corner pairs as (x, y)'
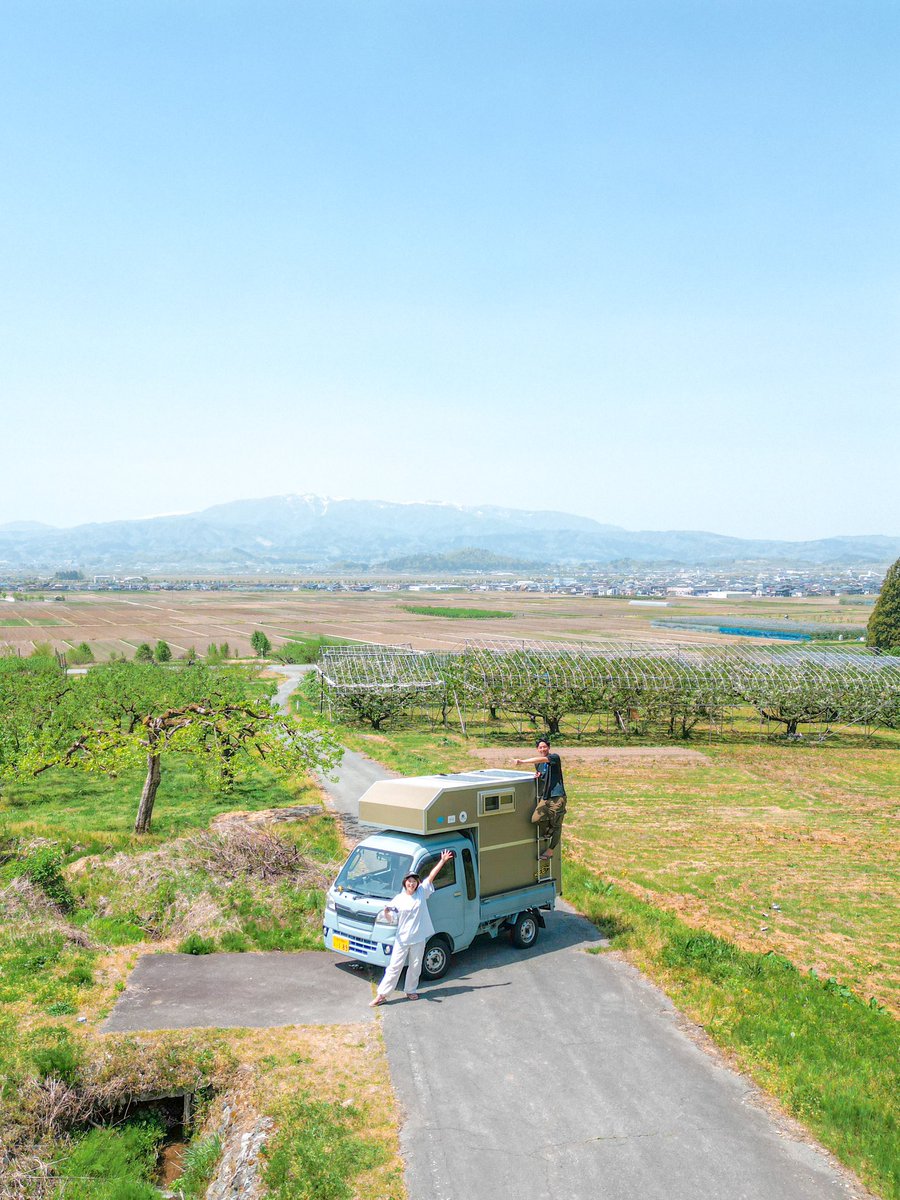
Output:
(333, 935), (350, 953)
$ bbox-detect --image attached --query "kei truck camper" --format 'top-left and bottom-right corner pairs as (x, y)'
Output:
(323, 769), (560, 980)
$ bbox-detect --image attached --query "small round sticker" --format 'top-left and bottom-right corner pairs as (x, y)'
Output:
(459, 810), (467, 822)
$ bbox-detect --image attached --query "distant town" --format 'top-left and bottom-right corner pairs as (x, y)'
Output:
(0, 563), (884, 601)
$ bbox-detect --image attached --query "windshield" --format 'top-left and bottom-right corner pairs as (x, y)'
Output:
(334, 845), (414, 900)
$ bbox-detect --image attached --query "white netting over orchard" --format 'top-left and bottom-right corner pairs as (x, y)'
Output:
(317, 645), (444, 692)
(317, 639), (900, 737)
(316, 645), (446, 730)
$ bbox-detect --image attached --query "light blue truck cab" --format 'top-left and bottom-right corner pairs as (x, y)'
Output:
(323, 769), (560, 979)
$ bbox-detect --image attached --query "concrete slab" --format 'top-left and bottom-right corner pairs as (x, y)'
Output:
(103, 952), (373, 1032)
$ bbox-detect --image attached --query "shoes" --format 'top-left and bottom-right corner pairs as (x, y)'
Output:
(369, 995), (387, 1007)
(406, 992), (419, 1001)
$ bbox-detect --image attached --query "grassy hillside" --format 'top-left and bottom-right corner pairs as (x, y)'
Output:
(0, 756), (404, 1199)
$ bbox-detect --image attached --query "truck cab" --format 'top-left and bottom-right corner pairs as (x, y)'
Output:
(323, 769), (560, 979)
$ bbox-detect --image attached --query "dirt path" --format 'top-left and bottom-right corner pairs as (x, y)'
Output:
(473, 745), (711, 765)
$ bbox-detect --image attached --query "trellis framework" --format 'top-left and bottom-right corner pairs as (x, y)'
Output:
(318, 645), (444, 692)
(318, 645), (447, 729)
(317, 639), (900, 737)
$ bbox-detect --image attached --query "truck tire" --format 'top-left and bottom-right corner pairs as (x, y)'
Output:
(510, 911), (540, 949)
(421, 935), (452, 980)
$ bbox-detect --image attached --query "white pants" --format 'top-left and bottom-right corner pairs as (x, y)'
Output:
(376, 939), (425, 997)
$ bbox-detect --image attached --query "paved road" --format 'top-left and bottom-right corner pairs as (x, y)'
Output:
(272, 668), (868, 1200)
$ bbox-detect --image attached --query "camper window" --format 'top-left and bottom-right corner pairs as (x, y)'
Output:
(478, 790), (515, 816)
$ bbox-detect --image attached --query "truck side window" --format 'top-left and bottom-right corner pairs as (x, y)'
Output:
(419, 855), (456, 890)
(461, 849), (476, 901)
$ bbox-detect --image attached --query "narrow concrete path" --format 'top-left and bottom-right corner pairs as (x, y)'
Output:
(270, 660), (392, 842)
(293, 716), (870, 1196)
(269, 661), (315, 709)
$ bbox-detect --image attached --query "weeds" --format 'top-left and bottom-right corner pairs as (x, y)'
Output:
(178, 1132), (222, 1197)
(178, 934), (216, 956)
(52, 1117), (165, 1200)
(262, 1094), (386, 1200)
(67, 816), (340, 947)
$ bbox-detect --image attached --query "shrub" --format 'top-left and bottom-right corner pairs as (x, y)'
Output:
(251, 630), (272, 658)
(67, 642), (95, 665)
(21, 846), (73, 910)
(178, 933), (217, 955)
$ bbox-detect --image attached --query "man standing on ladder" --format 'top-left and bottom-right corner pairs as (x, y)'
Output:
(513, 737), (567, 860)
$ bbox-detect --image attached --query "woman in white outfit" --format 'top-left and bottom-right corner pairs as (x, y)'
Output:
(369, 849), (453, 1006)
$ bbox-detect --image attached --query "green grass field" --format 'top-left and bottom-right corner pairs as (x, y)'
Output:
(565, 745), (900, 1012)
(0, 616), (61, 626)
(400, 604), (514, 619)
(1, 758), (319, 853)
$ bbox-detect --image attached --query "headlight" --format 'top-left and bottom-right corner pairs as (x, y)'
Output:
(325, 896), (336, 913)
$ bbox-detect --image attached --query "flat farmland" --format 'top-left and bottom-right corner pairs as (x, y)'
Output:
(0, 589), (863, 658)
(488, 744), (900, 1010)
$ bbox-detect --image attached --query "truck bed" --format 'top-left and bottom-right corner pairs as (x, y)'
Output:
(479, 879), (556, 925)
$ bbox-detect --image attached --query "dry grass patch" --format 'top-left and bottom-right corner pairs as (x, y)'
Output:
(0, 878), (94, 950)
(564, 745), (900, 1011)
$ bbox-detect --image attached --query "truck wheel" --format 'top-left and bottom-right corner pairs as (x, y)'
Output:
(510, 911), (540, 949)
(421, 935), (452, 980)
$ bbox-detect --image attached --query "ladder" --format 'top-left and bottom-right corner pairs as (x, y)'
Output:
(534, 778), (554, 880)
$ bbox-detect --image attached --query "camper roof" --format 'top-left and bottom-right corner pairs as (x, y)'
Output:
(357, 769), (533, 835)
(387, 769), (523, 792)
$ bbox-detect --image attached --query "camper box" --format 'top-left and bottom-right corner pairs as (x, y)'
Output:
(358, 768), (559, 895)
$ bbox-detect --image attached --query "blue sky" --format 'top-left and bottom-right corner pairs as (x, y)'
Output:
(2, 1), (898, 540)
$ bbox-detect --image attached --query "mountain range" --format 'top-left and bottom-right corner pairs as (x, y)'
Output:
(0, 495), (897, 572)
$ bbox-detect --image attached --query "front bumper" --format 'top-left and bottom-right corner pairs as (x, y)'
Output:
(323, 917), (394, 967)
